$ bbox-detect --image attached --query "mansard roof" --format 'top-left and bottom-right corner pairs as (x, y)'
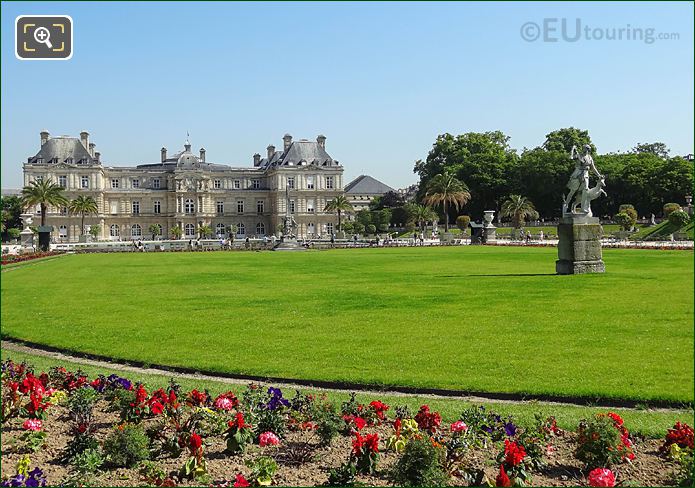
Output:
(345, 175), (395, 195)
(260, 139), (337, 169)
(28, 137), (95, 165)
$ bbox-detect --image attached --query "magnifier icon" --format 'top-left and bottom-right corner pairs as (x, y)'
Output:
(33, 27), (53, 49)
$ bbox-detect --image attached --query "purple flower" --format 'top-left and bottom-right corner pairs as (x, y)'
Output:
(504, 422), (517, 437)
(266, 387), (289, 410)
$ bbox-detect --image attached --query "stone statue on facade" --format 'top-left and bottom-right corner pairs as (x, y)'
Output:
(282, 186), (297, 238)
(562, 144), (606, 217)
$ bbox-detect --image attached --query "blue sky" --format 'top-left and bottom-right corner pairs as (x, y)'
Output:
(1, 1), (693, 189)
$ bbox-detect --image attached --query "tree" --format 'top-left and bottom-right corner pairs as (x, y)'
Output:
(148, 224), (161, 240)
(668, 210), (690, 228)
(543, 127), (595, 154)
(409, 204), (437, 232)
(197, 224), (212, 239)
(615, 204), (637, 231)
(456, 215), (471, 232)
(8, 228), (21, 242)
(501, 195), (538, 228)
(512, 148), (572, 218)
(663, 203), (682, 217)
(423, 173), (471, 232)
(341, 221), (354, 234)
(89, 224), (101, 240)
(324, 195), (353, 231)
(370, 191), (404, 210)
(20, 179), (69, 227)
(365, 224), (377, 235)
(1, 195), (23, 239)
(68, 195), (99, 235)
(631, 142), (670, 159)
(352, 221), (365, 234)
(171, 226), (183, 240)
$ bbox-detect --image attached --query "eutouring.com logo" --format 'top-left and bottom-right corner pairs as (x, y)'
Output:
(520, 18), (680, 44)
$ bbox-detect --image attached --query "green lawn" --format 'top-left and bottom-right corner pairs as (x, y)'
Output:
(2, 348), (691, 439)
(1, 247), (692, 403)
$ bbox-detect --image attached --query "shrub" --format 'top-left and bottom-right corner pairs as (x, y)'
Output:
(669, 445), (694, 487)
(391, 436), (449, 486)
(614, 211), (636, 231)
(67, 387), (99, 425)
(668, 210), (690, 228)
(315, 410), (343, 446)
(661, 422), (694, 452)
(341, 221), (354, 234)
(663, 202), (682, 217)
(365, 224), (377, 235)
(61, 431), (100, 464)
(71, 448), (105, 475)
(103, 423), (150, 467)
(352, 222), (365, 234)
(576, 413), (634, 469)
(326, 461), (357, 486)
(456, 215), (471, 232)
(246, 456), (277, 486)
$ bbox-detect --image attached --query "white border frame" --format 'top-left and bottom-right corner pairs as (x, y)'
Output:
(15, 15), (74, 61)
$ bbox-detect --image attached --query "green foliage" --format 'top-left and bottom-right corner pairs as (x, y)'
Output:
(315, 409), (344, 446)
(71, 448), (105, 475)
(324, 196), (354, 231)
(352, 221), (365, 234)
(543, 127), (595, 154)
(138, 461), (171, 486)
(455, 215), (470, 232)
(501, 195), (538, 228)
(8, 228), (21, 240)
(148, 224), (161, 239)
(1, 195), (23, 239)
(88, 225), (100, 239)
(575, 415), (624, 469)
(326, 461), (359, 486)
(171, 226), (183, 239)
(669, 445), (694, 486)
(341, 221), (354, 234)
(19, 430), (47, 453)
(391, 436), (449, 486)
(62, 433), (100, 464)
(246, 456), (278, 486)
(423, 172), (471, 231)
(103, 423), (150, 468)
(67, 387), (99, 423)
(20, 178), (69, 227)
(365, 224), (376, 235)
(68, 196), (99, 235)
(632, 142), (670, 159)
(197, 224), (212, 239)
(663, 203), (682, 216)
(614, 212), (635, 231)
(668, 210), (691, 228)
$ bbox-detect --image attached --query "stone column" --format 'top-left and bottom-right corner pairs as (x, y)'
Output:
(556, 216), (605, 274)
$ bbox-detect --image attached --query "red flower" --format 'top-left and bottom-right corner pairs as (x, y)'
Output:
(496, 466), (511, 487)
(189, 432), (202, 451)
(150, 401), (164, 415)
(504, 439), (526, 467)
(588, 468), (616, 487)
(608, 412), (624, 427)
(233, 474), (250, 487)
(415, 405), (442, 434)
(662, 422), (695, 451)
(365, 433), (379, 453)
(135, 384), (148, 404)
(229, 412), (251, 430)
(354, 417), (367, 430)
(369, 400), (390, 421)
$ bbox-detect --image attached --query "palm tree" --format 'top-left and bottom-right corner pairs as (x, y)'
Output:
(171, 226), (183, 240)
(20, 178), (69, 227)
(324, 195), (354, 231)
(148, 224), (161, 240)
(197, 224), (212, 239)
(68, 195), (99, 235)
(411, 204), (437, 232)
(422, 173), (471, 232)
(501, 195), (539, 228)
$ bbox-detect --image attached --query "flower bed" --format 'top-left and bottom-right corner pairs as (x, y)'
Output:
(1, 252), (61, 266)
(0, 360), (691, 487)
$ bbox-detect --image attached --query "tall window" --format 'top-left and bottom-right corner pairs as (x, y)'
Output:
(214, 179), (221, 189)
(236, 223), (245, 236)
(307, 199), (315, 213)
(252, 179), (260, 189)
(237, 200), (244, 213)
(58, 175), (67, 188)
(307, 223), (315, 235)
(131, 224), (142, 237)
(58, 225), (68, 238)
(217, 201), (224, 214)
(234, 180), (240, 189)
(184, 223), (195, 237)
(306, 176), (315, 189)
(216, 223), (226, 237)
(256, 223), (265, 235)
(132, 201), (140, 215)
(327, 223), (334, 235)
(185, 199), (194, 214)
(132, 179), (140, 188)
(287, 177), (295, 189)
(81, 176), (89, 188)
(152, 178), (161, 189)
(257, 200), (264, 214)
(111, 179), (119, 189)
(110, 224), (120, 237)
(326, 176), (334, 189)
(289, 200), (295, 214)
(153, 200), (161, 214)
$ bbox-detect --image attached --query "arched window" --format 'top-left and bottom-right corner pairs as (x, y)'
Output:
(58, 225), (68, 238)
(236, 223), (245, 236)
(256, 223), (265, 236)
(216, 223), (226, 237)
(131, 224), (142, 237)
(110, 224), (120, 237)
(185, 199), (195, 214)
(184, 223), (195, 237)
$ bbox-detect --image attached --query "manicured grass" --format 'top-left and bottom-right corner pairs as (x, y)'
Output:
(1, 247), (692, 403)
(2, 348), (691, 439)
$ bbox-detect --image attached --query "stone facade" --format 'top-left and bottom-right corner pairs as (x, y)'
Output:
(555, 217), (606, 274)
(22, 131), (345, 242)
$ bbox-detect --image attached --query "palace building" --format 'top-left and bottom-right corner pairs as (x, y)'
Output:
(22, 131), (345, 242)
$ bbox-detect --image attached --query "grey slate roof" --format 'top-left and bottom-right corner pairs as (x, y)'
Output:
(29, 137), (95, 165)
(260, 140), (336, 168)
(345, 175), (395, 195)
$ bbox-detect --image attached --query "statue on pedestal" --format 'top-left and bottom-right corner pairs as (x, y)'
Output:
(562, 145), (606, 217)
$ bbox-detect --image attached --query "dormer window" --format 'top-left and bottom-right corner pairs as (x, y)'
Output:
(36, 157), (43, 164)
(66, 157), (74, 164)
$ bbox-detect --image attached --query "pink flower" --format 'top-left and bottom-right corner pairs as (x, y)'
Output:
(588, 468), (616, 487)
(259, 431), (280, 447)
(214, 396), (236, 411)
(450, 421), (468, 433)
(22, 419), (42, 431)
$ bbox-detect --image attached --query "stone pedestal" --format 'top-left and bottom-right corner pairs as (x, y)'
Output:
(556, 216), (605, 274)
(273, 237), (306, 251)
(20, 229), (34, 250)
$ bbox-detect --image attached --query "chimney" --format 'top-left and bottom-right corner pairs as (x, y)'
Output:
(161, 147), (167, 162)
(253, 153), (261, 166)
(199, 148), (206, 162)
(317, 134), (326, 149)
(80, 131), (89, 150)
(267, 145), (275, 160)
(40, 130), (49, 146)
(283, 134), (293, 151)
(94, 151), (101, 163)
(89, 143), (96, 157)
